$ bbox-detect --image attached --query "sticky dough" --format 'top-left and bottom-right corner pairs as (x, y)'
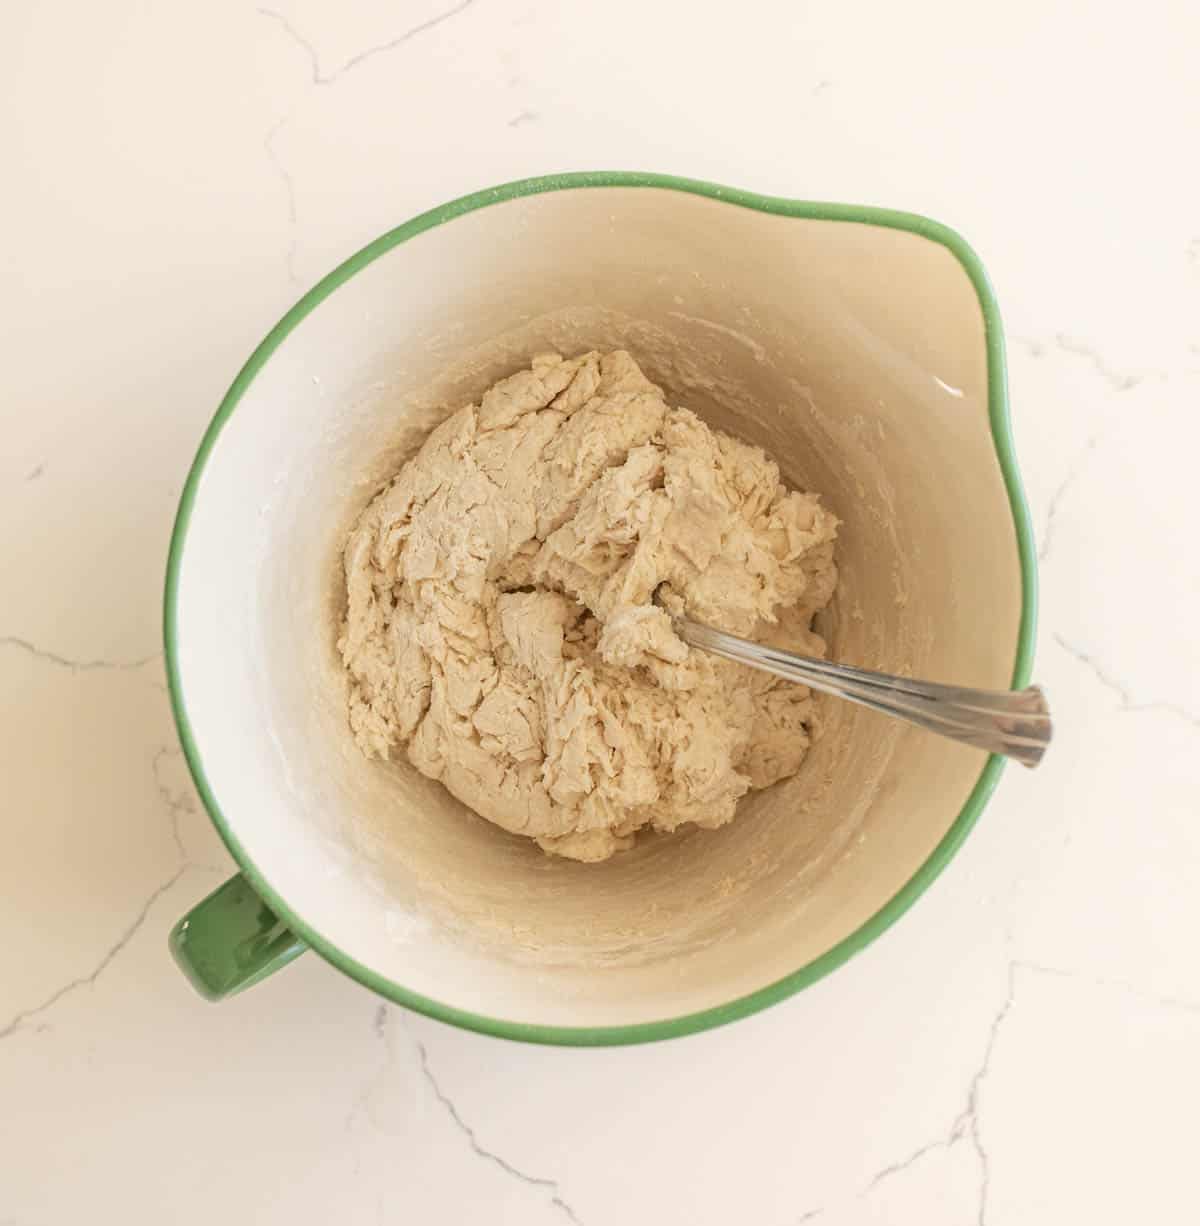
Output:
(339, 351), (839, 862)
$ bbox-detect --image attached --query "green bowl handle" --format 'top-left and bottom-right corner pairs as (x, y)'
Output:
(169, 873), (307, 1001)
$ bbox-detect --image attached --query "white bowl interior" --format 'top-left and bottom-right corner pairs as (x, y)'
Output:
(174, 186), (1022, 1028)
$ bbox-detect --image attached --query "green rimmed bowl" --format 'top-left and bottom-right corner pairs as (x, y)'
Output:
(165, 172), (1035, 1044)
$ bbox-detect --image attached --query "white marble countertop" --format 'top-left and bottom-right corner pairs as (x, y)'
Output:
(3, 1), (1198, 1221)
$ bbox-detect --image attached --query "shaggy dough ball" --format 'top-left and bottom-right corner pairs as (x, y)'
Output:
(339, 351), (838, 862)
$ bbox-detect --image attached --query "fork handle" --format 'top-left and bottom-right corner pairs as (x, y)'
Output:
(676, 619), (1052, 768)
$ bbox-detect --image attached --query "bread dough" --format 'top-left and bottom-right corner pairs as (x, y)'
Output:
(339, 351), (839, 862)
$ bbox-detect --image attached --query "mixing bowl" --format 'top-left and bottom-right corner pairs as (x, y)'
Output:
(166, 172), (1035, 1043)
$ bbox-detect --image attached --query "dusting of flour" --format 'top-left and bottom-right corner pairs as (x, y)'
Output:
(339, 351), (838, 861)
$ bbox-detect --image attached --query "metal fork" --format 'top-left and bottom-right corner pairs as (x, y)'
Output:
(675, 617), (1052, 768)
